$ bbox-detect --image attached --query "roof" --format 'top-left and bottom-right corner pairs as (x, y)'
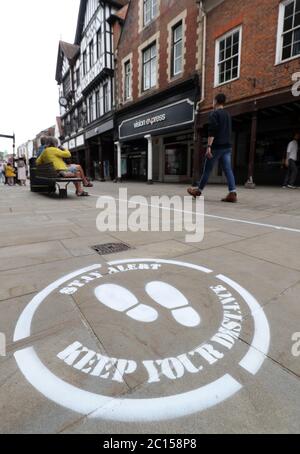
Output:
(55, 41), (80, 84)
(107, 3), (129, 25)
(75, 0), (129, 44)
(60, 41), (80, 61)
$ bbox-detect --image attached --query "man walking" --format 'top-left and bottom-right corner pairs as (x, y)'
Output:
(188, 93), (237, 203)
(283, 132), (299, 189)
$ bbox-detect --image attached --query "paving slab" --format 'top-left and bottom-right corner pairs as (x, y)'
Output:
(0, 183), (299, 434)
(0, 241), (72, 272)
(0, 255), (106, 302)
(225, 230), (300, 271)
(0, 225), (77, 248)
(60, 347), (300, 434)
(0, 325), (129, 434)
(176, 248), (300, 310)
(60, 234), (117, 257)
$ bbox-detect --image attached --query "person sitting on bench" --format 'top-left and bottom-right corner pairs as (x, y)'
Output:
(61, 156), (93, 188)
(36, 137), (89, 197)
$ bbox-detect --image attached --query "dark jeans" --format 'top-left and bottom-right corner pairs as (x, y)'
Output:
(198, 147), (236, 193)
(284, 159), (298, 186)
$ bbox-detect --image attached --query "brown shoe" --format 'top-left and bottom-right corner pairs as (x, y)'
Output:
(187, 187), (202, 199)
(222, 192), (237, 203)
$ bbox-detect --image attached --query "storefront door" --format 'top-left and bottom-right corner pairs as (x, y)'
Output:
(122, 152), (147, 181)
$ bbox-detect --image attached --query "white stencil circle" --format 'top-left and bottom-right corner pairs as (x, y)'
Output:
(13, 259), (270, 422)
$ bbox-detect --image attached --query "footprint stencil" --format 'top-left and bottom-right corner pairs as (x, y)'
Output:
(94, 281), (201, 328)
(145, 281), (201, 328)
(94, 284), (158, 323)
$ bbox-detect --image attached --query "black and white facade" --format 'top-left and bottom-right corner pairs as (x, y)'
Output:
(56, 0), (125, 180)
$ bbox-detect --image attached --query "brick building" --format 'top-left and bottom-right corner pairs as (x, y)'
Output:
(111, 0), (202, 183)
(196, 0), (300, 186)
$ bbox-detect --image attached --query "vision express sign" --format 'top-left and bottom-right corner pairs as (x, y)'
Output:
(119, 99), (195, 140)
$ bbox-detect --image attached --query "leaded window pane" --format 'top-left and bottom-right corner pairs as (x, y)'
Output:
(143, 43), (156, 90)
(217, 29), (240, 84)
(281, 1), (300, 60)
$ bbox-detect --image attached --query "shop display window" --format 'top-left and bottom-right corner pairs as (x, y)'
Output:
(165, 144), (188, 175)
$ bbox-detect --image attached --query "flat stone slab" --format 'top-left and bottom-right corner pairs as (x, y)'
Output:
(0, 183), (299, 434)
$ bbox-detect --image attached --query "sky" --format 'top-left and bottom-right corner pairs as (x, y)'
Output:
(0, 0), (80, 153)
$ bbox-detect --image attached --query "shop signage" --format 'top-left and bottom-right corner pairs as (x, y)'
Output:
(85, 119), (114, 140)
(69, 139), (76, 150)
(76, 135), (84, 147)
(119, 99), (195, 140)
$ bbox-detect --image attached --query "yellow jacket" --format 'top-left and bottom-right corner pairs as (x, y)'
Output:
(36, 147), (71, 171)
(5, 165), (16, 177)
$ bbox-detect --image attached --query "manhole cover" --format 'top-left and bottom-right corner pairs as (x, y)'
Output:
(92, 243), (132, 256)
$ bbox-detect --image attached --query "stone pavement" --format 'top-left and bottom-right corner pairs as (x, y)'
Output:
(0, 182), (299, 434)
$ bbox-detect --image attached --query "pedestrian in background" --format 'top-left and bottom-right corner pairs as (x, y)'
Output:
(5, 162), (16, 186)
(188, 93), (238, 203)
(283, 132), (299, 189)
(0, 162), (5, 184)
(17, 156), (27, 186)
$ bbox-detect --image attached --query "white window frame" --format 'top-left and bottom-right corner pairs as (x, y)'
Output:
(89, 40), (94, 69)
(97, 28), (102, 60)
(103, 82), (110, 114)
(142, 42), (157, 91)
(76, 67), (80, 89)
(83, 50), (87, 76)
(172, 22), (183, 77)
(124, 60), (132, 101)
(276, 0), (300, 64)
(138, 32), (160, 96)
(214, 26), (242, 88)
(88, 95), (94, 123)
(144, 0), (158, 27)
(95, 90), (100, 118)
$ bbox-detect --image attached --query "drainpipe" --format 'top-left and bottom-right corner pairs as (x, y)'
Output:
(199, 1), (207, 105)
(192, 1), (207, 185)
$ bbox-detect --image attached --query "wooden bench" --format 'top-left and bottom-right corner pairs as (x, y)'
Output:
(31, 162), (82, 198)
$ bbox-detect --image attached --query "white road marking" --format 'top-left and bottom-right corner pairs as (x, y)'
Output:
(108, 258), (213, 274)
(86, 192), (300, 234)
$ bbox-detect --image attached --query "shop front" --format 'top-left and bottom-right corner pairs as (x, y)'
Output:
(64, 133), (86, 171)
(198, 90), (300, 186)
(116, 81), (197, 184)
(85, 118), (115, 181)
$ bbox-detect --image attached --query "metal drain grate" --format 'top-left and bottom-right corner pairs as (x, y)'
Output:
(92, 243), (132, 256)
